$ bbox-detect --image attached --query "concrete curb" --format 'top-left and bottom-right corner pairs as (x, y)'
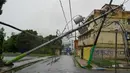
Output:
(74, 57), (109, 70)
(74, 57), (86, 69)
(74, 57), (130, 71)
(72, 56), (77, 67)
(1, 56), (52, 73)
(1, 59), (42, 73)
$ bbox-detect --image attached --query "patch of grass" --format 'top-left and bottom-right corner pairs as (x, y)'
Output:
(116, 58), (130, 62)
(86, 64), (92, 69)
(92, 59), (119, 67)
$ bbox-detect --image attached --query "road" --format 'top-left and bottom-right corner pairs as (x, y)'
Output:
(15, 55), (130, 73)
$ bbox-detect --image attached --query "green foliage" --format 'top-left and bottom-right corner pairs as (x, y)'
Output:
(0, 27), (5, 62)
(92, 59), (119, 67)
(33, 35), (62, 55)
(86, 64), (92, 69)
(0, 27), (5, 51)
(3, 29), (62, 55)
(15, 30), (43, 53)
(3, 34), (18, 53)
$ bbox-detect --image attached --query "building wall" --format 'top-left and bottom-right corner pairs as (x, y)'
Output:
(77, 4), (130, 59)
(78, 13), (130, 47)
(78, 31), (124, 47)
(97, 31), (123, 45)
(77, 49), (81, 58)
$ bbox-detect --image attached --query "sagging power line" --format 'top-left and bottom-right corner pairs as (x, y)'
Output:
(68, 0), (73, 30)
(59, 0), (69, 33)
(3, 4), (123, 65)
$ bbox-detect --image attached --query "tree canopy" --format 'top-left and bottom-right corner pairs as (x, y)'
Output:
(3, 29), (62, 55)
(0, 27), (5, 51)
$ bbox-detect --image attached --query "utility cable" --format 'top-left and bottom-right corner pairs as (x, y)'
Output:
(68, 0), (73, 30)
(68, 0), (77, 41)
(61, 15), (81, 34)
(123, 0), (130, 4)
(0, 21), (41, 39)
(2, 4), (122, 65)
(59, 0), (69, 32)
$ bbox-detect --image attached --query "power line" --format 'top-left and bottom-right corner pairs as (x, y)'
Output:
(58, 0), (69, 32)
(123, 0), (130, 4)
(68, 0), (73, 30)
(0, 21), (41, 39)
(4, 5), (122, 64)
(0, 0), (123, 65)
(61, 15), (79, 34)
(58, 0), (74, 39)
(0, 21), (22, 31)
(68, 0), (76, 41)
(61, 23), (69, 34)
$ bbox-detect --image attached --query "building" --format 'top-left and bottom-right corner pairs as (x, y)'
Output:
(77, 4), (130, 60)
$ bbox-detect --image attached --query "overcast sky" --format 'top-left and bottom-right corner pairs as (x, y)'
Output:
(0, 0), (130, 37)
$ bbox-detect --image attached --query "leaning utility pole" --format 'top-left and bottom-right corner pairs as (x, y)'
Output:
(0, 4), (122, 65)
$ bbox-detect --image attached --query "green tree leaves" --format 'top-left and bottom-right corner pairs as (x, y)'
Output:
(0, 27), (5, 51)
(3, 29), (62, 55)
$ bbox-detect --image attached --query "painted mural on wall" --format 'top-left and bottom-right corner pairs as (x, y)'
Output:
(94, 49), (113, 55)
(93, 48), (125, 59)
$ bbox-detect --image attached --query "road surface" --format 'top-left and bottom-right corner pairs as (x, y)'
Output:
(15, 55), (130, 73)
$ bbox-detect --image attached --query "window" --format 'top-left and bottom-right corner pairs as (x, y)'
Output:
(127, 18), (130, 25)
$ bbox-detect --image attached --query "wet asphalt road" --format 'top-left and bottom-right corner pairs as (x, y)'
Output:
(15, 55), (130, 73)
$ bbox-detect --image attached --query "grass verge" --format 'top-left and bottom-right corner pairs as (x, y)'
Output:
(92, 59), (119, 67)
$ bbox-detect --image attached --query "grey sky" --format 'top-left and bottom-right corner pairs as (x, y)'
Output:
(0, 0), (130, 37)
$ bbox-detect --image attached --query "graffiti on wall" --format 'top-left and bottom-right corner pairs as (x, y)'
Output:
(93, 48), (125, 59)
(94, 48), (124, 56)
(94, 49), (113, 55)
